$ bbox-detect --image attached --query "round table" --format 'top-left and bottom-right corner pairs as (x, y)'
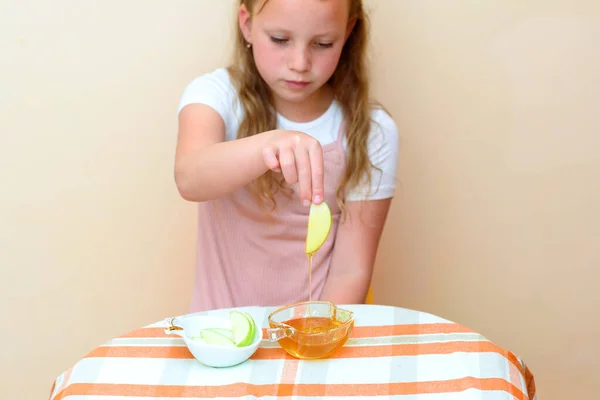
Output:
(49, 304), (536, 399)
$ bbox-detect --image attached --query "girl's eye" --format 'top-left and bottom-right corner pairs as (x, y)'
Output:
(270, 37), (288, 44)
(316, 42), (333, 49)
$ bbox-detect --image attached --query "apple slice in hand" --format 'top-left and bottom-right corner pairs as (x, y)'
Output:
(306, 201), (332, 254)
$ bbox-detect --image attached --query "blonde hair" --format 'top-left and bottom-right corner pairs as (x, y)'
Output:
(228, 0), (379, 212)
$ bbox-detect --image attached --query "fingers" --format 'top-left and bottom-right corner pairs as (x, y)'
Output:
(262, 131), (324, 206)
(262, 146), (281, 172)
(307, 140), (324, 204)
(278, 146), (298, 184)
(294, 146), (312, 206)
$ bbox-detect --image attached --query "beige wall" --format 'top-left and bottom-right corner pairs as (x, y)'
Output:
(1, 1), (598, 399)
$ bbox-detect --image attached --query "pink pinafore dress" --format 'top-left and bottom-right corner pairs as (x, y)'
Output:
(188, 124), (347, 312)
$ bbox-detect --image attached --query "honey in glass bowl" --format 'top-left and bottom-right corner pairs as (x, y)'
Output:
(266, 301), (354, 359)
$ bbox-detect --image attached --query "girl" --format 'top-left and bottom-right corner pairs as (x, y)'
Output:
(175, 0), (399, 312)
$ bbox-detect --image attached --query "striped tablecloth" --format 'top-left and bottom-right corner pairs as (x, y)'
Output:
(49, 304), (536, 399)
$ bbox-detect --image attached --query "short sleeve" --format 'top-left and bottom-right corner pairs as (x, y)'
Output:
(345, 108), (399, 201)
(177, 68), (238, 138)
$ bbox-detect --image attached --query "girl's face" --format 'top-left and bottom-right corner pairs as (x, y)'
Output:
(239, 0), (353, 106)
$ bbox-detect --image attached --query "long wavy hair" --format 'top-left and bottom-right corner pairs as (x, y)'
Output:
(227, 0), (379, 212)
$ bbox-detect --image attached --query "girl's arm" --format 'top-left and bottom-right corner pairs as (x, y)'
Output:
(319, 198), (393, 304)
(175, 104), (324, 204)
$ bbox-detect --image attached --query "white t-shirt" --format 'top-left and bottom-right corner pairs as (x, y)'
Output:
(177, 68), (399, 201)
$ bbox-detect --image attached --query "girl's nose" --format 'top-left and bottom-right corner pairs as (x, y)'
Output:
(288, 46), (311, 73)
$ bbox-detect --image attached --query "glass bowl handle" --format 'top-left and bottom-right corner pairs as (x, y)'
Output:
(265, 326), (294, 341)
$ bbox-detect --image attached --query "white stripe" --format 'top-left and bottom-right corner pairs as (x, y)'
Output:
(93, 358), (172, 385)
(303, 352), (517, 385)
(344, 304), (457, 326)
(69, 352), (516, 387)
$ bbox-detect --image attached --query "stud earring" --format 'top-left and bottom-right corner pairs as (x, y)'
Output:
(246, 43), (252, 49)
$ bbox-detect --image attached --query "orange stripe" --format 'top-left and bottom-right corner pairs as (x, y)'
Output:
(89, 341), (500, 360)
(277, 359), (299, 398)
(87, 346), (194, 359)
(52, 367), (73, 397)
(502, 352), (529, 384)
(509, 357), (524, 397)
(85, 341), (527, 379)
(118, 328), (172, 338)
(117, 323), (473, 340)
(524, 364), (537, 398)
(351, 323), (475, 337)
(52, 377), (526, 400)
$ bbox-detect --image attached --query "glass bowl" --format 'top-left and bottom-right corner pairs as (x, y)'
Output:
(266, 301), (354, 359)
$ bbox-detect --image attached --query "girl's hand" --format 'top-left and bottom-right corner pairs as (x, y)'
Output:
(261, 130), (324, 206)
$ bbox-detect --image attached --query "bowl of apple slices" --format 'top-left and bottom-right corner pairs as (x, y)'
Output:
(164, 310), (262, 367)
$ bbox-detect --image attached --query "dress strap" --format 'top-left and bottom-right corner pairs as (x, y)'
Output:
(336, 119), (346, 144)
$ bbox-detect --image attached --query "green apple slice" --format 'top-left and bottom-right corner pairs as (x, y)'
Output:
(199, 329), (235, 347)
(230, 311), (254, 347)
(305, 201), (332, 254)
(244, 312), (257, 342)
(194, 328), (234, 341)
(210, 328), (235, 341)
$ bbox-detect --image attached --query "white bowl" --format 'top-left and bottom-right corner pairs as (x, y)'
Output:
(164, 313), (262, 368)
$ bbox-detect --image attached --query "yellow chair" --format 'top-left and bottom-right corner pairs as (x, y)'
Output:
(365, 286), (374, 304)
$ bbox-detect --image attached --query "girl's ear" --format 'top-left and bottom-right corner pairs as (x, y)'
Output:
(345, 16), (357, 42)
(238, 4), (253, 44)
